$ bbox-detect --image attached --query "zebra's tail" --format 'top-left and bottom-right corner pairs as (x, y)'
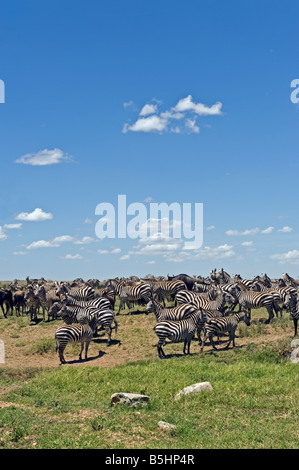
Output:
(113, 318), (118, 335)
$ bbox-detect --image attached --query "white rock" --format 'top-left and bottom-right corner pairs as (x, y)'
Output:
(110, 393), (150, 407)
(174, 381), (213, 400)
(158, 421), (177, 431)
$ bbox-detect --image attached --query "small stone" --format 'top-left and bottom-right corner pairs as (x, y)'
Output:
(174, 381), (213, 400)
(110, 393), (150, 407)
(158, 421), (177, 431)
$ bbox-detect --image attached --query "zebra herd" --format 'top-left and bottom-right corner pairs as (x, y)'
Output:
(1, 270), (299, 363)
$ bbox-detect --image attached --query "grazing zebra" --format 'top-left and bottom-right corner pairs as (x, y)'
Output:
(13, 290), (26, 316)
(284, 294), (299, 337)
(154, 309), (205, 359)
(55, 314), (102, 364)
(56, 284), (95, 302)
(230, 284), (277, 324)
(105, 279), (152, 314)
(0, 289), (13, 318)
(200, 311), (251, 352)
(146, 299), (198, 322)
(175, 290), (234, 313)
(196, 307), (232, 346)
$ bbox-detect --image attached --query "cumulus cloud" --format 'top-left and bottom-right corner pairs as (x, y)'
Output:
(15, 148), (72, 166)
(278, 226), (293, 233)
(3, 223), (22, 229)
(206, 225), (216, 231)
(16, 208), (53, 222)
(62, 254), (83, 260)
(120, 254), (130, 260)
(173, 95), (223, 116)
(241, 241), (253, 246)
(26, 234), (95, 250)
(0, 226), (8, 241)
(225, 228), (260, 236)
(261, 226), (274, 234)
(123, 94), (223, 134)
(270, 250), (299, 264)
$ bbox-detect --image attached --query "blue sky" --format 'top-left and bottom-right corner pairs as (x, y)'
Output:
(0, 0), (298, 281)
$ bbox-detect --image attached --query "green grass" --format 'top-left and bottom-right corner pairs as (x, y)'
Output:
(0, 345), (298, 449)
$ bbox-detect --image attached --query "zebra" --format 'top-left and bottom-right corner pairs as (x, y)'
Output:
(35, 285), (59, 321)
(24, 288), (41, 321)
(146, 298), (198, 322)
(251, 281), (297, 317)
(154, 309), (206, 359)
(200, 311), (251, 352)
(105, 279), (152, 314)
(149, 279), (187, 306)
(56, 304), (117, 345)
(55, 314), (102, 364)
(195, 307), (232, 346)
(56, 284), (95, 302)
(284, 293), (299, 337)
(0, 289), (13, 318)
(63, 294), (112, 311)
(175, 290), (234, 313)
(229, 284), (278, 324)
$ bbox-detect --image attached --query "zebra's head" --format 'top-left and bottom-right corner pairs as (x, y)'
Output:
(145, 300), (156, 314)
(56, 284), (67, 297)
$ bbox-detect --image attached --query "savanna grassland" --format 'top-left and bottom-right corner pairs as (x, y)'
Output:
(0, 289), (298, 449)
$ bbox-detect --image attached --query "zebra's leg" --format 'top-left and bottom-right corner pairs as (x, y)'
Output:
(157, 342), (166, 358)
(294, 318), (298, 337)
(79, 341), (85, 361)
(58, 345), (66, 364)
(265, 306), (274, 324)
(105, 326), (112, 345)
(84, 341), (91, 360)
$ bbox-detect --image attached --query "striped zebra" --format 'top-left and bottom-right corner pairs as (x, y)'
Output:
(56, 284), (95, 302)
(149, 279), (187, 306)
(252, 281), (297, 317)
(56, 304), (117, 345)
(196, 307), (232, 346)
(55, 314), (102, 364)
(231, 284), (277, 324)
(154, 309), (205, 358)
(24, 288), (41, 321)
(175, 290), (234, 313)
(105, 279), (152, 315)
(200, 311), (251, 352)
(284, 293), (299, 337)
(63, 294), (112, 311)
(35, 285), (59, 321)
(146, 298), (198, 322)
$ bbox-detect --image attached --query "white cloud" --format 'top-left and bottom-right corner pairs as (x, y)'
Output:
(270, 250), (299, 264)
(278, 226), (293, 233)
(73, 236), (95, 245)
(139, 103), (158, 116)
(146, 260), (156, 265)
(241, 241), (253, 246)
(173, 95), (223, 116)
(84, 217), (93, 224)
(63, 254), (83, 260)
(261, 226), (274, 234)
(123, 94), (223, 134)
(206, 225), (216, 231)
(120, 254), (130, 260)
(16, 208), (53, 222)
(15, 148), (72, 166)
(26, 234), (76, 250)
(4, 223), (22, 229)
(225, 228), (260, 236)
(13, 251), (28, 256)
(0, 227), (8, 241)
(98, 249), (109, 255)
(123, 115), (168, 133)
(185, 118), (200, 134)
(111, 248), (121, 254)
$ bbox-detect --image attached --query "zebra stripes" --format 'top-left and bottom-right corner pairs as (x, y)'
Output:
(231, 284), (277, 324)
(175, 290), (233, 313)
(284, 293), (299, 337)
(154, 309), (205, 358)
(105, 279), (152, 314)
(55, 314), (101, 364)
(200, 311), (251, 351)
(56, 284), (95, 302)
(149, 279), (187, 306)
(146, 299), (198, 322)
